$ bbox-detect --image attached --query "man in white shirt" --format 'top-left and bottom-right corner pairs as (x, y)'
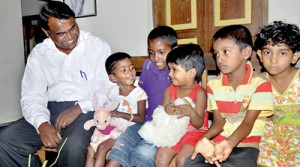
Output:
(0, 1), (113, 166)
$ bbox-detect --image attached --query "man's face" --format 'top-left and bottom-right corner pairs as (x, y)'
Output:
(43, 16), (80, 54)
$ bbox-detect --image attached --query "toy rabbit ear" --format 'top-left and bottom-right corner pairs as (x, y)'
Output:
(93, 94), (100, 111)
(84, 119), (95, 130)
(105, 101), (120, 112)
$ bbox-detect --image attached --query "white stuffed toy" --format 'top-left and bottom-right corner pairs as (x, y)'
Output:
(138, 97), (195, 147)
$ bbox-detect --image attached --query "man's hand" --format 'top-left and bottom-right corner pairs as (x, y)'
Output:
(38, 122), (62, 148)
(55, 104), (82, 131)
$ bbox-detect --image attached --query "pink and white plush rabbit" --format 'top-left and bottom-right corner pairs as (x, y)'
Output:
(84, 96), (124, 151)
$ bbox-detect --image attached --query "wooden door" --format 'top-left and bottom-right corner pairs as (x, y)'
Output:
(152, 0), (268, 73)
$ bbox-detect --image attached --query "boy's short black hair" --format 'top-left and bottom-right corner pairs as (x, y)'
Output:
(253, 21), (300, 53)
(105, 52), (132, 75)
(147, 26), (178, 49)
(39, 1), (75, 30)
(167, 44), (205, 83)
(212, 25), (253, 50)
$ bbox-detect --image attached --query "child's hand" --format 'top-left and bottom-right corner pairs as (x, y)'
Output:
(191, 137), (221, 166)
(110, 110), (119, 117)
(174, 98), (196, 118)
(214, 139), (234, 163)
(175, 104), (196, 119)
(165, 103), (176, 115)
(191, 137), (216, 162)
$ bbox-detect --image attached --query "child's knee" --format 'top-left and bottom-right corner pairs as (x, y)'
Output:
(97, 143), (111, 154)
(175, 155), (187, 167)
(86, 145), (95, 157)
(155, 151), (169, 166)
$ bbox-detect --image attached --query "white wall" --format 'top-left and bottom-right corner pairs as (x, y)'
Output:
(21, 0), (46, 16)
(268, 0), (300, 27)
(76, 0), (153, 56)
(0, 0), (24, 125)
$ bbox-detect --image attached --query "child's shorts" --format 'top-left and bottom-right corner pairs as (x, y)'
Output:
(171, 130), (206, 153)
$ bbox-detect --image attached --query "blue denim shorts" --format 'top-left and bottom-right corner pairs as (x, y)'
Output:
(107, 123), (157, 167)
(129, 139), (157, 167)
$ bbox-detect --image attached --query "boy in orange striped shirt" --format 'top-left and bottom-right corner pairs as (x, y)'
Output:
(184, 25), (273, 167)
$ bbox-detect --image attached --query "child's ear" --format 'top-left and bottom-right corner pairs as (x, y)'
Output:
(291, 51), (300, 64)
(256, 50), (263, 62)
(242, 46), (253, 60)
(189, 68), (197, 79)
(109, 74), (117, 83)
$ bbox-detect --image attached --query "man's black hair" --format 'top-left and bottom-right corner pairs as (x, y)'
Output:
(39, 1), (75, 30)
